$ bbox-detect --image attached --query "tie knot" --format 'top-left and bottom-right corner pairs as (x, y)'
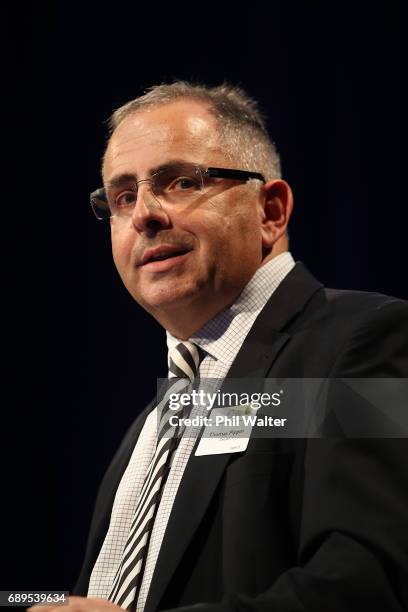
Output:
(168, 341), (203, 382)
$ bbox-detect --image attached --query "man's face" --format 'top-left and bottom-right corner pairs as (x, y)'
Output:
(103, 100), (267, 330)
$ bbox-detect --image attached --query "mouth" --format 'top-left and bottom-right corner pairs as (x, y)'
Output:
(145, 250), (189, 264)
(140, 245), (193, 270)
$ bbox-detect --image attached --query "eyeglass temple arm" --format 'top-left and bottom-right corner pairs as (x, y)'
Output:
(206, 168), (265, 183)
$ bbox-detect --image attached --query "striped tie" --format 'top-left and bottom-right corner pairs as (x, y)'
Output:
(108, 341), (202, 610)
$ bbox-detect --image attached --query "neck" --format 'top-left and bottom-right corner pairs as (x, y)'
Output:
(153, 289), (241, 340)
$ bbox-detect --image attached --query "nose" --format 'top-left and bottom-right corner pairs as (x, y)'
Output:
(131, 182), (171, 237)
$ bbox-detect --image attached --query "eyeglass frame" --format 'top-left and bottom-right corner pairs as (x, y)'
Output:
(90, 165), (266, 221)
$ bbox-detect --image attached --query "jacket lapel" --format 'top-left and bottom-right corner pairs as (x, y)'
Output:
(144, 262), (323, 611)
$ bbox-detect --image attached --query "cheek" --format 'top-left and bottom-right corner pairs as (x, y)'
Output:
(111, 240), (124, 270)
(201, 216), (260, 282)
(193, 202), (261, 263)
(111, 230), (133, 275)
(226, 208), (262, 251)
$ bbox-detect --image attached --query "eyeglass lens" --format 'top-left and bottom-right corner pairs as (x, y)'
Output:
(92, 163), (208, 220)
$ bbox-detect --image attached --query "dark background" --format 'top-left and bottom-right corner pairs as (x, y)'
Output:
(5, 0), (407, 600)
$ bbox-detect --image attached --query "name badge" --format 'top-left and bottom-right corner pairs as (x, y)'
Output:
(195, 404), (256, 456)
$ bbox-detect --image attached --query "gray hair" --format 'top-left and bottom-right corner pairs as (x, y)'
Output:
(106, 81), (281, 181)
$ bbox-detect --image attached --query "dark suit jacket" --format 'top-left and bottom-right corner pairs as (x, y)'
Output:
(75, 263), (408, 611)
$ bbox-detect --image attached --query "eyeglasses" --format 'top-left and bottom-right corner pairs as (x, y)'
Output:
(90, 162), (265, 220)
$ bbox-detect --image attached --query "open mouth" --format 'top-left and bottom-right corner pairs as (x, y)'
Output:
(146, 250), (189, 263)
(141, 246), (192, 267)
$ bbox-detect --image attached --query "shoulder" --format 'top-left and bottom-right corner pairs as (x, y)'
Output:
(277, 272), (407, 377)
(321, 288), (407, 342)
(281, 262), (406, 336)
(323, 286), (406, 315)
(298, 284), (406, 333)
(316, 289), (407, 377)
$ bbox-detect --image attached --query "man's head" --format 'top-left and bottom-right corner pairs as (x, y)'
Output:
(101, 82), (293, 338)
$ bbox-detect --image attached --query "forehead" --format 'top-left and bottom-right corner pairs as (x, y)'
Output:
(103, 100), (225, 181)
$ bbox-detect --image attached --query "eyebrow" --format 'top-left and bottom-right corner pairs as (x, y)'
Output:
(105, 159), (197, 190)
(105, 173), (137, 190)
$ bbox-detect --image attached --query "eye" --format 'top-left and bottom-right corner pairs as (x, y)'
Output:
(152, 165), (204, 200)
(115, 190), (137, 208)
(171, 176), (201, 191)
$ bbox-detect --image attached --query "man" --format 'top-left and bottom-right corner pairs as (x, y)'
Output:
(45, 83), (408, 611)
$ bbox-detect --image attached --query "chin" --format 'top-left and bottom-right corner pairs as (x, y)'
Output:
(135, 284), (201, 312)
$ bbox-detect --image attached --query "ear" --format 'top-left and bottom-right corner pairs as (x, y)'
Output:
(259, 179), (294, 249)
